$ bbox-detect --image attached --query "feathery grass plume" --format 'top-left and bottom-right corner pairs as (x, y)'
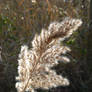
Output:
(16, 17), (82, 92)
(32, 0), (36, 3)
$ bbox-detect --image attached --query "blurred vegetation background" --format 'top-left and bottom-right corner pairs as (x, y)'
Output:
(0, 0), (91, 92)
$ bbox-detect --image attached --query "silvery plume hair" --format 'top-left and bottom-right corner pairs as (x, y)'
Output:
(16, 17), (82, 92)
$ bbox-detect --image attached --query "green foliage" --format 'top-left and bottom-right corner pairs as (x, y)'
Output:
(0, 15), (16, 33)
